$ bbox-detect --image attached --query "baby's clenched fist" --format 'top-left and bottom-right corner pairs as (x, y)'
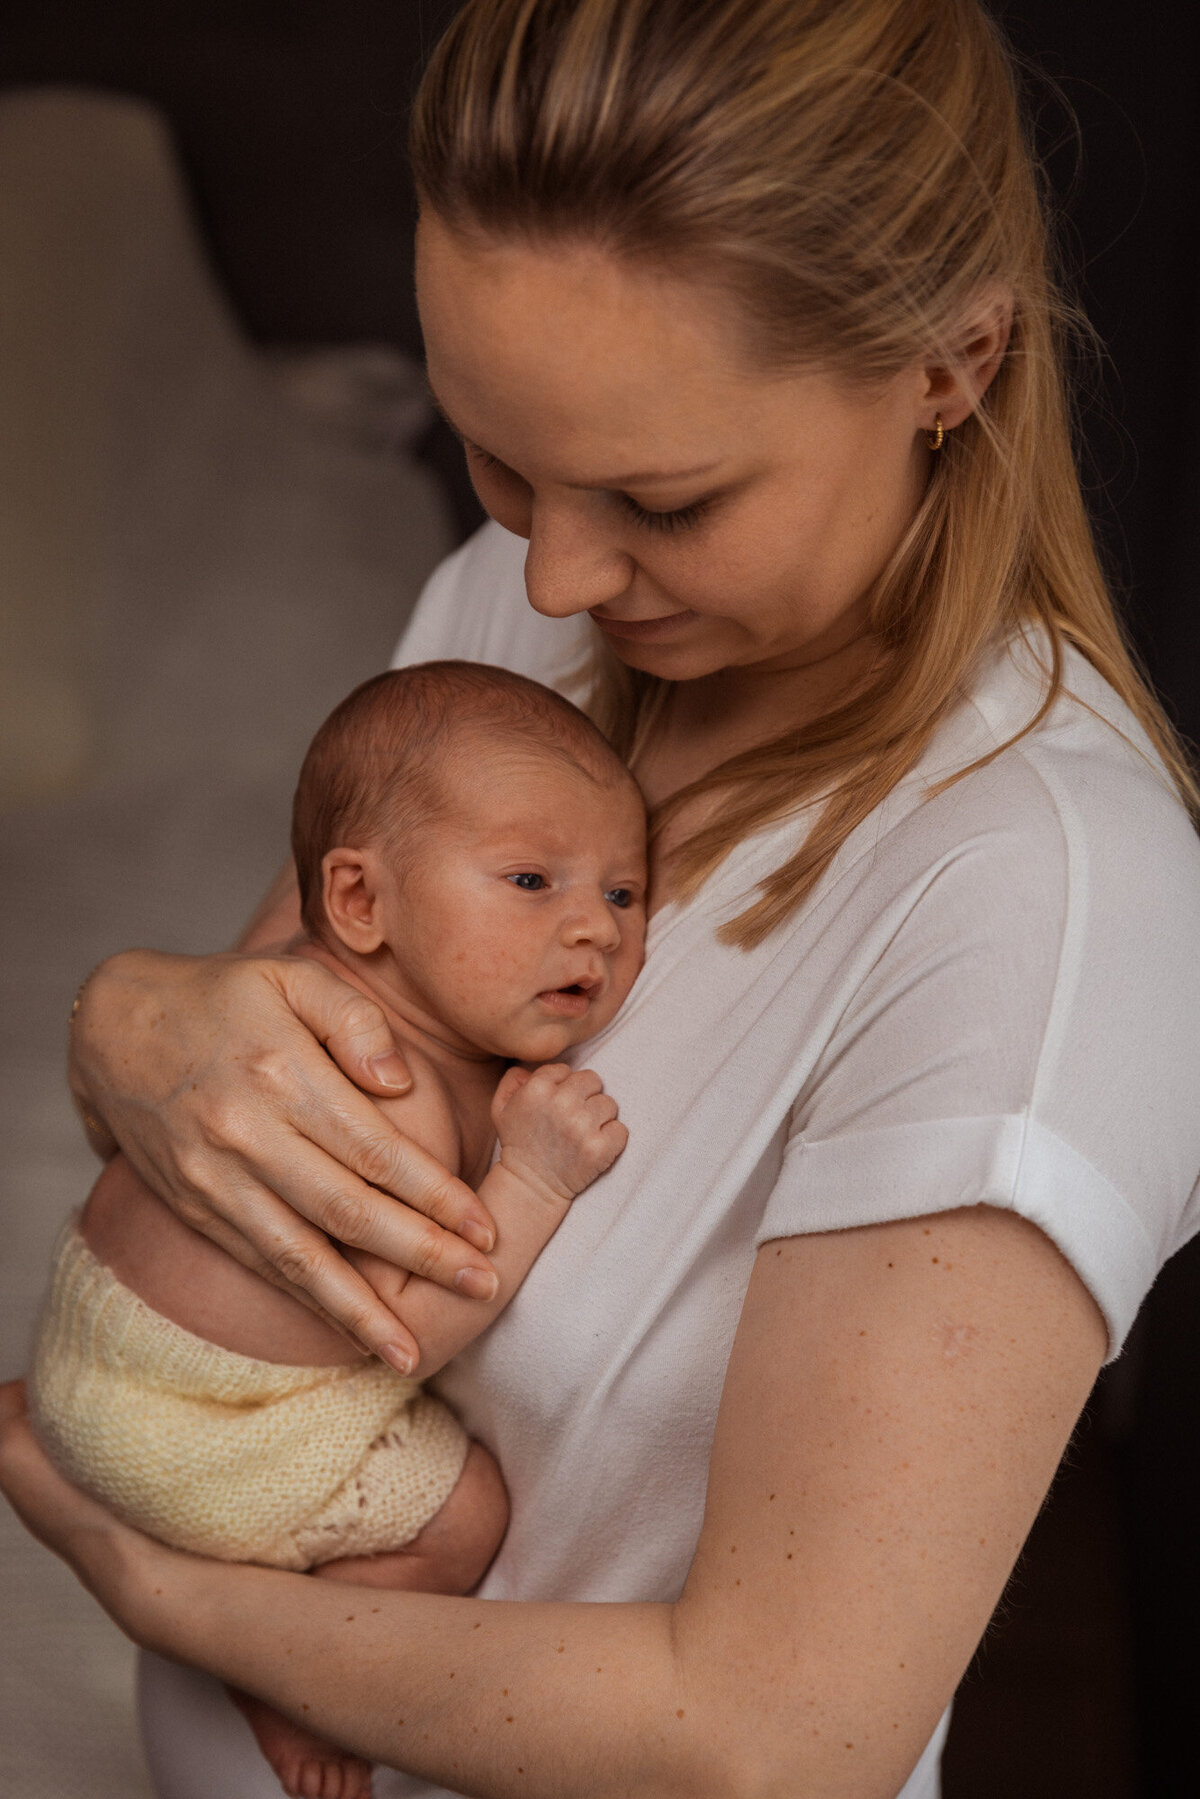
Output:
(491, 1063), (627, 1204)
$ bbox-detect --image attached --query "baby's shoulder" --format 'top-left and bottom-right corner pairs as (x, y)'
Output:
(372, 1044), (464, 1177)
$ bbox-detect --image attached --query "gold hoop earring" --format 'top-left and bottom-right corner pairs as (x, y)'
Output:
(924, 413), (945, 452)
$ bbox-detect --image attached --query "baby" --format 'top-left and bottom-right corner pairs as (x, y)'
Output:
(29, 660), (647, 1799)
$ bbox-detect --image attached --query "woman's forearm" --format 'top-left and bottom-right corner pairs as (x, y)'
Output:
(235, 859), (304, 953)
(136, 1556), (709, 1799)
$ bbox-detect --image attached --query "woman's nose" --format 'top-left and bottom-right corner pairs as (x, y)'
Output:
(524, 497), (634, 619)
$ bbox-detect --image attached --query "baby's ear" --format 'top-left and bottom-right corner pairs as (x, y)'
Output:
(322, 847), (386, 953)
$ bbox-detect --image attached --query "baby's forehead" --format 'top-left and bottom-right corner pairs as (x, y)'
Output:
(432, 736), (644, 840)
(445, 730), (637, 800)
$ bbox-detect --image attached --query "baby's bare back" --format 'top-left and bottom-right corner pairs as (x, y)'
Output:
(80, 1156), (362, 1366)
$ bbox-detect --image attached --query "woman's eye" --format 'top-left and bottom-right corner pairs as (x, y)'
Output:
(466, 442), (502, 472)
(508, 872), (547, 891)
(605, 887), (633, 909)
(617, 494), (708, 534)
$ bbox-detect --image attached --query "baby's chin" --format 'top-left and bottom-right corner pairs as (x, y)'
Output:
(495, 1003), (624, 1065)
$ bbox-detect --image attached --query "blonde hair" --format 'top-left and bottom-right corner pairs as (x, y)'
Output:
(411, 0), (1197, 946)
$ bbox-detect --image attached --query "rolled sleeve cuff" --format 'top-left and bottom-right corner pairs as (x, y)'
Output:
(757, 1113), (1157, 1359)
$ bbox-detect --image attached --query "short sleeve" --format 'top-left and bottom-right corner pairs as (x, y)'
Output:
(755, 740), (1200, 1359)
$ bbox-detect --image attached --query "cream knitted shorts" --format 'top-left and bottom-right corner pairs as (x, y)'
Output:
(28, 1218), (470, 1570)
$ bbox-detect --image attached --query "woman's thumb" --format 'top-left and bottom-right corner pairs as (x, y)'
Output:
(280, 961), (413, 1096)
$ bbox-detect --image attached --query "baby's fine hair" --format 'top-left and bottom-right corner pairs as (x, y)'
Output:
(291, 660), (638, 939)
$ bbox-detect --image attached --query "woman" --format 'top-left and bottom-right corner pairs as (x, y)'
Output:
(4, 1), (1200, 1795)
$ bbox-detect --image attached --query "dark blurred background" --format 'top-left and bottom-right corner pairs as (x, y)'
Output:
(1, 3), (1197, 1795)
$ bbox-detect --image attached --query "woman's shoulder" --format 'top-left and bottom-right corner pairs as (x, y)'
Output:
(391, 519), (591, 691)
(888, 629), (1200, 886)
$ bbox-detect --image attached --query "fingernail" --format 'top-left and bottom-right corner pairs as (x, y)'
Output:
(455, 1266), (500, 1302)
(461, 1218), (496, 1255)
(381, 1342), (416, 1376)
(367, 1051), (411, 1092)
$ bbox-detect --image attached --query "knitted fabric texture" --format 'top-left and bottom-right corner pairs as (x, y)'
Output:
(28, 1218), (469, 1569)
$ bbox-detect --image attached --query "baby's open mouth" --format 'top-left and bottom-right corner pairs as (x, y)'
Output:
(537, 983), (595, 1017)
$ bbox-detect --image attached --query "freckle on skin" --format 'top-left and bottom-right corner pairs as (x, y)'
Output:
(677, 1710), (686, 1719)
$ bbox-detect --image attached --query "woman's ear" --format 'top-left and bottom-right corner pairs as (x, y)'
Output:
(920, 287), (1014, 433)
(322, 847), (386, 954)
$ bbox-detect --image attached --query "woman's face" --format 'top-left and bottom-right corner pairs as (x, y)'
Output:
(416, 212), (934, 684)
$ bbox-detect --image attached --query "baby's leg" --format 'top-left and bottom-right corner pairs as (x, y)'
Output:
(311, 1440), (509, 1594)
(228, 1443), (508, 1799)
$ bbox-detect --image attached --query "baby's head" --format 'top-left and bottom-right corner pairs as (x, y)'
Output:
(292, 662), (647, 1063)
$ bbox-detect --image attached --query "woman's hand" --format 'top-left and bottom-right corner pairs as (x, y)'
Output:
(68, 950), (500, 1371)
(0, 1380), (161, 1634)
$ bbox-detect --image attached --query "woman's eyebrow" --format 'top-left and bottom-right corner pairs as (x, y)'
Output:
(424, 383), (722, 488)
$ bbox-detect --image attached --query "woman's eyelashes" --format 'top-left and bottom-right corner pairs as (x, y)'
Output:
(466, 441), (708, 534)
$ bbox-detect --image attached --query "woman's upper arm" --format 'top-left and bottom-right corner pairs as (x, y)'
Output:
(673, 1205), (1106, 1799)
(235, 858), (303, 953)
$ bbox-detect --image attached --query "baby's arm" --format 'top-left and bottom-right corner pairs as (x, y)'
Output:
(350, 1064), (625, 1378)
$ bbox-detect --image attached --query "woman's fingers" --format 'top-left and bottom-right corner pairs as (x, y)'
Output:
(273, 957), (413, 1099)
(0, 1377), (25, 1425)
(171, 1143), (503, 1368)
(245, 969), (497, 1253)
(0, 1381), (124, 1565)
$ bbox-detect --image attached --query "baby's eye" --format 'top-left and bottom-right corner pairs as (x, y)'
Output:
(508, 872), (547, 891)
(605, 887), (634, 909)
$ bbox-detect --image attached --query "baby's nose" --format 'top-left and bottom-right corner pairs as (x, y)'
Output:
(563, 896), (621, 951)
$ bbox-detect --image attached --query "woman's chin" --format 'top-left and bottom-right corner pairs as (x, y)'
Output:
(594, 630), (722, 682)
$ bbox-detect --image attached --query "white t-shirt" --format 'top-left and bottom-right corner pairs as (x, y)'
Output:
(136, 519), (1200, 1799)
(383, 520), (1200, 1799)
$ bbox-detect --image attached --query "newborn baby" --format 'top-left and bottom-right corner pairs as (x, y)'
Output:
(29, 660), (647, 1799)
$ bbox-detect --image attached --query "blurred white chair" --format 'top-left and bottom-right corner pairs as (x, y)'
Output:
(0, 85), (451, 805)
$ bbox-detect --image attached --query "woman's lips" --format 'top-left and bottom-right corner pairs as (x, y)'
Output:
(590, 609), (698, 642)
